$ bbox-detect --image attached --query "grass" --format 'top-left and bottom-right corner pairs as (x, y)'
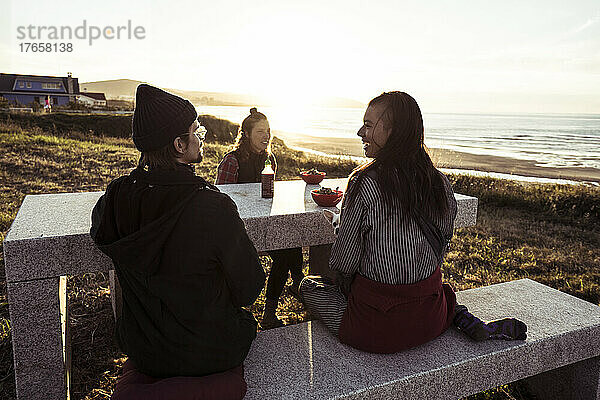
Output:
(0, 118), (599, 399)
(0, 111), (133, 139)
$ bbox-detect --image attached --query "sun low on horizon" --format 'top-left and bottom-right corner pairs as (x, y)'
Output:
(1, 0), (599, 114)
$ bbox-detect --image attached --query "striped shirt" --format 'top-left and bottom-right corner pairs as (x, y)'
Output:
(330, 171), (457, 285)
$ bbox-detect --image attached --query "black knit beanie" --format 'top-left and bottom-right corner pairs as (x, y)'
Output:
(132, 84), (198, 152)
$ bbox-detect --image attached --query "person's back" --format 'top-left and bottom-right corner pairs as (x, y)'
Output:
(300, 91), (526, 354)
(326, 165), (457, 352)
(330, 169), (457, 286)
(91, 84), (265, 378)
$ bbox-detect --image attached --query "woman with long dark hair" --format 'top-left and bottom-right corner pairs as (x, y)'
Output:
(216, 108), (304, 329)
(300, 92), (526, 352)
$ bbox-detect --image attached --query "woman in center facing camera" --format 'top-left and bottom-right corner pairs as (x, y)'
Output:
(299, 92), (527, 353)
(215, 107), (304, 330)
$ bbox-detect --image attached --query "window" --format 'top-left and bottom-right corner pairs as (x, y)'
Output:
(26, 82), (32, 88)
(42, 83), (62, 89)
(18, 82), (24, 88)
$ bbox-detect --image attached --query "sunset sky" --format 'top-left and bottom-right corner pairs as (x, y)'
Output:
(1, 0), (599, 113)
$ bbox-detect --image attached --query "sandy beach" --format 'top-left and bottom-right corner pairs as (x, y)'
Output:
(276, 132), (600, 184)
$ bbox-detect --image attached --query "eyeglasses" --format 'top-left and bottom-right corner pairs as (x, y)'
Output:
(181, 124), (207, 141)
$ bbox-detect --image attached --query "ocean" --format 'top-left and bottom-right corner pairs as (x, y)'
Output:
(196, 106), (600, 170)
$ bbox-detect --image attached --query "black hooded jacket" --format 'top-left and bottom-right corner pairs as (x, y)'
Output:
(90, 163), (265, 377)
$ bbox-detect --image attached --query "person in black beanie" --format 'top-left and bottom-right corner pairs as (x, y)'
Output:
(90, 84), (265, 398)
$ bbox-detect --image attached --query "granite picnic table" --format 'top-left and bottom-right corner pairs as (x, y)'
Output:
(3, 177), (478, 400)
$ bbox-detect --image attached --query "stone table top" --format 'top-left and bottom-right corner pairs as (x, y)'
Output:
(3, 178), (477, 282)
(3, 179), (345, 242)
(5, 178), (476, 241)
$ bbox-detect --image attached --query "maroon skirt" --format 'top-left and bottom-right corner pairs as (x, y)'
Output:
(338, 267), (456, 353)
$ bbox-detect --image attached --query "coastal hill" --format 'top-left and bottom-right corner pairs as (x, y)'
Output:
(80, 79), (365, 108)
(79, 79), (259, 106)
(79, 79), (141, 100)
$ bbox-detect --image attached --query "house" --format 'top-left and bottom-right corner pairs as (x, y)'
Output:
(77, 92), (107, 107)
(0, 72), (79, 106)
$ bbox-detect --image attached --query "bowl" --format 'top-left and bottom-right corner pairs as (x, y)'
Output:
(300, 171), (326, 184)
(311, 189), (343, 207)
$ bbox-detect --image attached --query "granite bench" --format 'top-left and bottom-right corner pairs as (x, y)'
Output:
(243, 279), (600, 400)
(3, 178), (478, 400)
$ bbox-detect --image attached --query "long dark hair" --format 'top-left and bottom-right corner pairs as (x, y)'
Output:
(348, 92), (448, 218)
(231, 107), (271, 162)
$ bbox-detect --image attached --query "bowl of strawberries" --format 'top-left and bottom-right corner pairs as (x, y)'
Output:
(300, 168), (326, 184)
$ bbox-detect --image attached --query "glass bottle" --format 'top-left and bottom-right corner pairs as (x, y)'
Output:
(261, 157), (275, 198)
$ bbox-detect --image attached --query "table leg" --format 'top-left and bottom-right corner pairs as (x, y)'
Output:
(308, 244), (335, 280)
(7, 276), (70, 400)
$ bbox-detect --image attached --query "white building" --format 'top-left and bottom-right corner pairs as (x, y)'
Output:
(77, 92), (107, 107)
